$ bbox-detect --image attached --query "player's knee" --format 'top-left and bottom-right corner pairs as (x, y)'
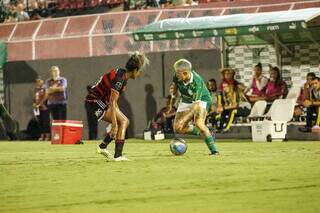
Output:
(174, 123), (183, 133)
(195, 122), (206, 132)
(122, 118), (130, 128)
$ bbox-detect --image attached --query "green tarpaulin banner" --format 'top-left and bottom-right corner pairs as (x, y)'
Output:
(133, 8), (320, 45)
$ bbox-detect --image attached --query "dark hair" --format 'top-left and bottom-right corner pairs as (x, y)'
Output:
(255, 62), (262, 70)
(314, 77), (320, 81)
(272, 66), (282, 86)
(307, 72), (316, 79)
(125, 52), (149, 72)
(208, 78), (216, 84)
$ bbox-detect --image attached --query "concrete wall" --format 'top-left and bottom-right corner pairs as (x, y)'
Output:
(4, 49), (221, 139)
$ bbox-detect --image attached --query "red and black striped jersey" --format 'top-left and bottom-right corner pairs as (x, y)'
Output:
(86, 68), (127, 103)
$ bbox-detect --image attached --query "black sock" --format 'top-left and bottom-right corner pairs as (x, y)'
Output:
(114, 139), (124, 158)
(99, 134), (113, 149)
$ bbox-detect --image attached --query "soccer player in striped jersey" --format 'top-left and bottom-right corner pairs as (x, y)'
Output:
(85, 52), (149, 161)
(171, 59), (219, 156)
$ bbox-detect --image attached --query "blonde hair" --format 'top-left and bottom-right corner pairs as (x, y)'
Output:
(173, 59), (192, 71)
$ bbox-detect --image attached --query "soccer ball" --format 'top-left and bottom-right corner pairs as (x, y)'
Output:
(170, 138), (187, 156)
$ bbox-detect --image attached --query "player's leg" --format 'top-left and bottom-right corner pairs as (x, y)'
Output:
(174, 109), (197, 135)
(174, 102), (201, 136)
(194, 104), (219, 155)
(102, 108), (130, 160)
(88, 101), (114, 159)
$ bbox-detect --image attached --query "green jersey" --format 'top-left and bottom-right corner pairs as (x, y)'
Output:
(173, 70), (211, 108)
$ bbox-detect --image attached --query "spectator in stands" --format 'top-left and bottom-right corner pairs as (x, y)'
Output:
(264, 66), (287, 102)
(33, 78), (50, 140)
(219, 68), (245, 93)
(159, 0), (167, 8)
(134, 0), (143, 9)
(151, 95), (176, 134)
(216, 82), (250, 132)
(145, 0), (159, 8)
(45, 66), (68, 120)
(29, 0), (51, 20)
(16, 2), (29, 21)
(250, 66), (287, 103)
(183, 0), (198, 6)
(300, 72), (316, 103)
(246, 62), (268, 103)
(4, 3), (17, 22)
(299, 77), (320, 132)
(123, 0), (131, 10)
(216, 83), (237, 131)
(294, 72), (316, 120)
(85, 85), (99, 140)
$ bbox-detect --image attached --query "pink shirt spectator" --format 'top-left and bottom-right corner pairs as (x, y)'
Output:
(250, 76), (268, 96)
(265, 81), (287, 101)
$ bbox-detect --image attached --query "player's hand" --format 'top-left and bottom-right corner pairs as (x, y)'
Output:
(110, 125), (118, 138)
(303, 100), (312, 107)
(217, 106), (223, 113)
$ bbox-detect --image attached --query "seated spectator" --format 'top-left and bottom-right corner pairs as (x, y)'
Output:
(4, 3), (17, 22)
(219, 68), (245, 93)
(123, 0), (131, 10)
(16, 2), (29, 21)
(29, 0), (51, 20)
(216, 82), (250, 132)
(159, 0), (167, 8)
(183, 0), (198, 6)
(299, 77), (320, 132)
(151, 95), (176, 134)
(246, 62), (268, 103)
(249, 66), (287, 104)
(145, 0), (159, 8)
(217, 83), (237, 131)
(294, 72), (316, 120)
(300, 72), (316, 103)
(264, 66), (287, 102)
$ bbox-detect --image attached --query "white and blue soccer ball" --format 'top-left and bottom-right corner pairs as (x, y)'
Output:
(170, 138), (187, 155)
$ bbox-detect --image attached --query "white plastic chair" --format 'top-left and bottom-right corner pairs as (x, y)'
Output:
(248, 100), (267, 119)
(265, 99), (296, 122)
(286, 86), (301, 101)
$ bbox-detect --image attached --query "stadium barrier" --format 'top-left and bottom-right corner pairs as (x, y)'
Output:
(0, 0), (319, 61)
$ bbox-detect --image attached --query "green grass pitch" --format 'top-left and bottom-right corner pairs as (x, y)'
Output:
(0, 139), (320, 213)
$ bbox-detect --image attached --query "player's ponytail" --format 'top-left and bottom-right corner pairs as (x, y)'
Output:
(125, 51), (149, 72)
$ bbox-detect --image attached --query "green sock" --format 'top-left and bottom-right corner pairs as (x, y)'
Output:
(205, 136), (218, 153)
(191, 126), (200, 136)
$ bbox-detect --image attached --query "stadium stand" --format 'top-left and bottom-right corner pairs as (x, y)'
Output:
(1, 0), (320, 139)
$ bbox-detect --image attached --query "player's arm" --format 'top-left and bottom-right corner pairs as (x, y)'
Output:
(109, 88), (120, 137)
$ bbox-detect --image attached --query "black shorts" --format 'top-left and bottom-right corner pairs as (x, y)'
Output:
(85, 100), (108, 121)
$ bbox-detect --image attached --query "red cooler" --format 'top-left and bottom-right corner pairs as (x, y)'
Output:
(51, 120), (83, 144)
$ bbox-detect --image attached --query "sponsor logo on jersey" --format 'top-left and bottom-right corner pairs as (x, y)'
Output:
(115, 82), (122, 90)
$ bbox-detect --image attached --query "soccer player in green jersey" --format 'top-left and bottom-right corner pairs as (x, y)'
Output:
(171, 59), (219, 155)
